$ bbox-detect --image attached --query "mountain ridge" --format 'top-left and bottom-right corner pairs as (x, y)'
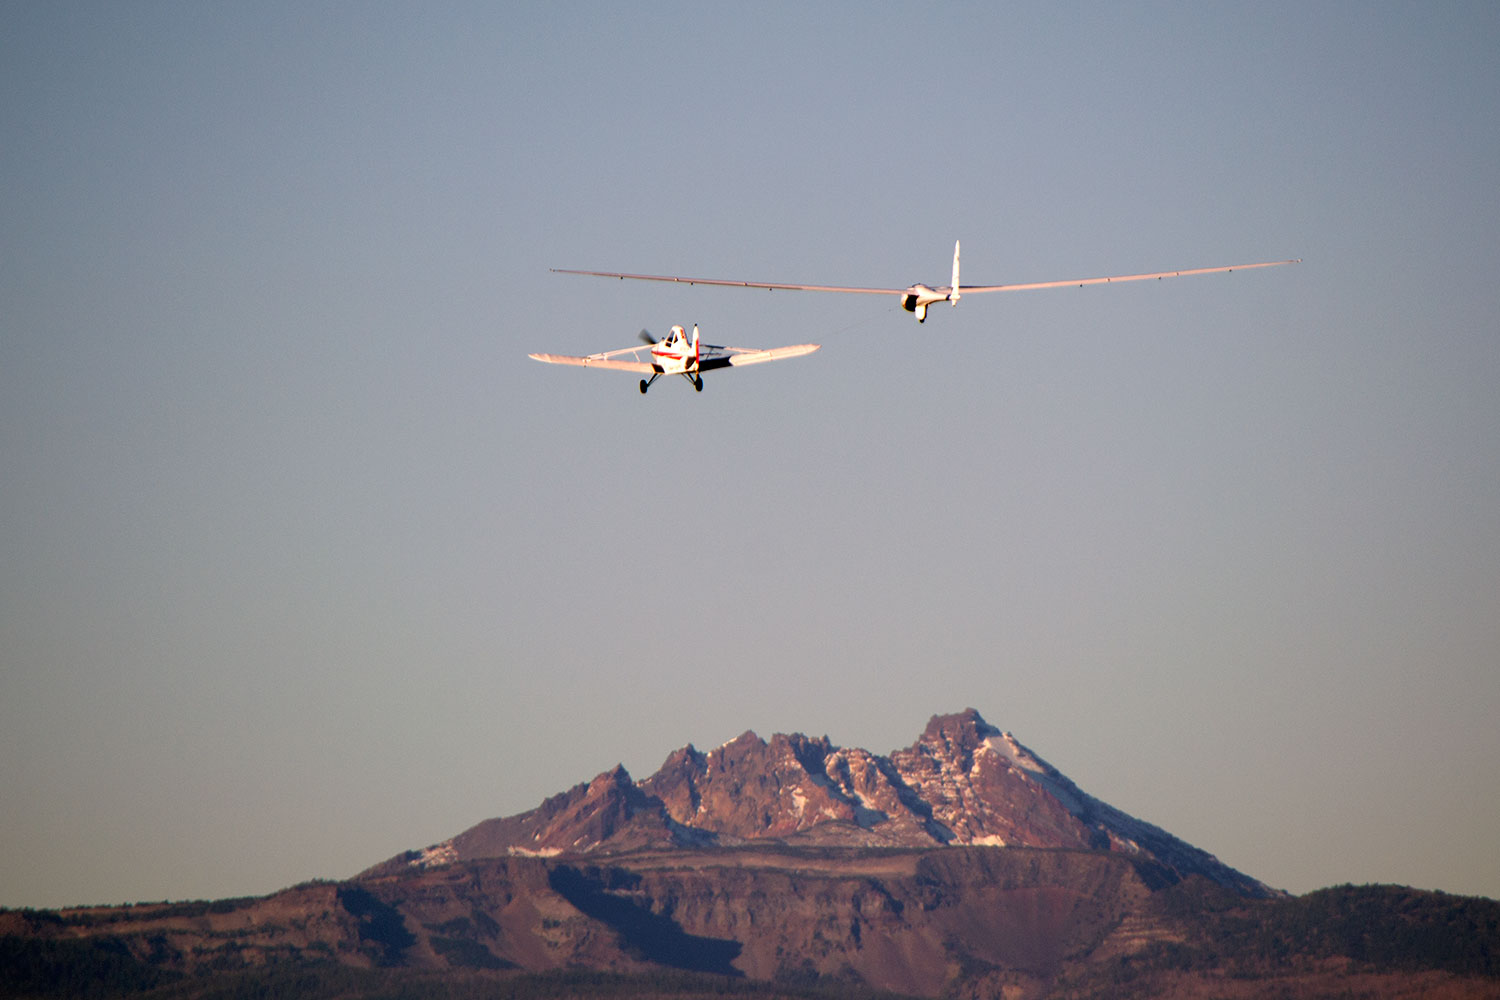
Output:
(6, 847), (1498, 1000)
(5, 708), (1499, 999)
(373, 709), (1273, 898)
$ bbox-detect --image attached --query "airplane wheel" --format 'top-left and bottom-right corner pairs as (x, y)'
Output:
(639, 379), (649, 394)
(694, 376), (703, 392)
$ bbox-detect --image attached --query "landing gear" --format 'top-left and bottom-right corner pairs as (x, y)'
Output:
(637, 371), (702, 395)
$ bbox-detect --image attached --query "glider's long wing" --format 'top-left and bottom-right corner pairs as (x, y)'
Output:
(550, 258), (1300, 296)
(958, 258), (1301, 294)
(550, 268), (896, 295)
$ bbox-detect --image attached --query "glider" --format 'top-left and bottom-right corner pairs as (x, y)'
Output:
(529, 324), (818, 394)
(553, 241), (1300, 322)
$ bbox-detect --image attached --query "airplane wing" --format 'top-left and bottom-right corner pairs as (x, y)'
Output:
(528, 342), (819, 373)
(549, 268), (900, 295)
(528, 352), (655, 373)
(698, 343), (821, 370)
(551, 259), (1299, 296)
(955, 259), (1301, 294)
(529, 343), (657, 372)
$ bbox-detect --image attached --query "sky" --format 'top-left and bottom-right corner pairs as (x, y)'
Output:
(2, 3), (1497, 909)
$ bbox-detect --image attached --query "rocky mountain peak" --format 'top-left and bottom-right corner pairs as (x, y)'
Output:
(377, 710), (1276, 897)
(588, 763), (634, 794)
(915, 708), (1001, 764)
(922, 706), (998, 742)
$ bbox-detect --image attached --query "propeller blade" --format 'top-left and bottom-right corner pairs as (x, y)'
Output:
(638, 328), (657, 345)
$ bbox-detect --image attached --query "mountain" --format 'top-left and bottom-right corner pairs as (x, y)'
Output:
(373, 709), (1273, 898)
(4, 709), (1499, 1000)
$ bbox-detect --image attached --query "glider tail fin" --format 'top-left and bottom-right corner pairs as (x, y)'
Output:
(950, 240), (961, 306)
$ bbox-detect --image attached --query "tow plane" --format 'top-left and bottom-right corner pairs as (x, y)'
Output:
(553, 241), (1300, 322)
(529, 324), (818, 394)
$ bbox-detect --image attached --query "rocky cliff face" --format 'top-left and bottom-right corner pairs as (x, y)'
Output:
(11, 848), (1498, 1000)
(0, 845), (1190, 997)
(384, 709), (1270, 897)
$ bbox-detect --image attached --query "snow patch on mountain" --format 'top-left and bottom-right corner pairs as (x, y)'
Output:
(984, 732), (1046, 774)
(413, 841), (458, 869)
(507, 846), (563, 858)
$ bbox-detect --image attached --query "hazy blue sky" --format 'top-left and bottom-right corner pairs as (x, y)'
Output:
(3, 3), (1497, 909)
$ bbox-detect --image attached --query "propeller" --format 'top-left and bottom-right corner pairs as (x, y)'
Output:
(638, 329), (657, 345)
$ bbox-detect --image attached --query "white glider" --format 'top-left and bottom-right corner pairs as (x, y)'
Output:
(553, 241), (1300, 322)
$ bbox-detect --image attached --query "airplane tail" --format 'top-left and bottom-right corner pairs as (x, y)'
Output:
(950, 240), (961, 306)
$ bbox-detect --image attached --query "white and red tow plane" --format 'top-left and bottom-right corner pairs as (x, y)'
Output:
(529, 324), (818, 394)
